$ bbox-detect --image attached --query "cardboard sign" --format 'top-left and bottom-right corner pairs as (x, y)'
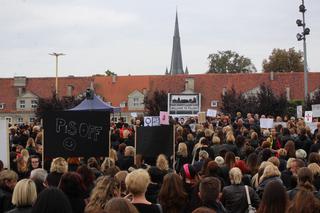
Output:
(306, 122), (318, 134)
(260, 118), (274, 129)
(131, 112), (138, 118)
(305, 111), (313, 123)
(274, 122), (287, 128)
(136, 125), (174, 159)
(43, 111), (109, 158)
(198, 112), (206, 123)
(160, 111), (169, 125)
(207, 109), (217, 117)
(297, 105), (303, 118)
(144, 116), (160, 127)
(0, 119), (9, 169)
(312, 104), (320, 117)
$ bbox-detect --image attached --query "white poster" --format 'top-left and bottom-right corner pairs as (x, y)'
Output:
(297, 105), (303, 118)
(274, 122), (287, 128)
(304, 111), (313, 123)
(312, 104), (320, 117)
(130, 112), (138, 118)
(206, 109), (217, 117)
(144, 116), (160, 127)
(160, 111), (169, 125)
(260, 118), (274, 129)
(0, 119), (9, 169)
(306, 122), (318, 134)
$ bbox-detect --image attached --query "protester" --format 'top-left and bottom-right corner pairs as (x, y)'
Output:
(31, 188), (72, 213)
(29, 168), (47, 194)
(104, 197), (139, 213)
(0, 170), (18, 213)
(6, 179), (37, 213)
(46, 157), (68, 187)
(125, 169), (162, 213)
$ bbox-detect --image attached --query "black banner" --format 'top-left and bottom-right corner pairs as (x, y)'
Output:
(136, 125), (174, 159)
(43, 111), (109, 158)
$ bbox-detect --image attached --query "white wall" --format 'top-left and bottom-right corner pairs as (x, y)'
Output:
(0, 119), (9, 169)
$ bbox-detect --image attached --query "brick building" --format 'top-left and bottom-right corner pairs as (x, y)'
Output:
(0, 72), (320, 124)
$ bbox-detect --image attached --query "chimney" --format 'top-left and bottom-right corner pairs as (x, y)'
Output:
(270, 71), (274, 81)
(184, 78), (194, 92)
(67, 85), (74, 97)
(286, 87), (290, 101)
(112, 75), (116, 84)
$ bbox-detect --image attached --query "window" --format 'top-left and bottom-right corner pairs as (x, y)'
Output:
(0, 103), (4, 109)
(29, 117), (35, 123)
(5, 117), (12, 123)
(133, 98), (140, 106)
(17, 117), (24, 124)
(120, 101), (126, 108)
(31, 100), (37, 108)
(20, 100), (25, 109)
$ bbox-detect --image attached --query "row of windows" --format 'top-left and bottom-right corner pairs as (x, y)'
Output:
(18, 99), (37, 109)
(5, 117), (35, 124)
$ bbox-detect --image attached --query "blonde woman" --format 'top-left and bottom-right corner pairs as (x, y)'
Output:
(26, 137), (37, 155)
(256, 164), (283, 197)
(7, 179), (37, 213)
(175, 143), (190, 172)
(45, 157), (68, 187)
(125, 169), (162, 213)
(0, 170), (18, 212)
(85, 176), (121, 213)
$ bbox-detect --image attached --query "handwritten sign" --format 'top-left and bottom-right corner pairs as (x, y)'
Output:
(198, 112), (206, 123)
(43, 111), (109, 158)
(312, 104), (320, 117)
(207, 109), (217, 117)
(260, 118), (274, 129)
(305, 111), (313, 123)
(160, 111), (169, 125)
(297, 105), (303, 118)
(144, 116), (160, 127)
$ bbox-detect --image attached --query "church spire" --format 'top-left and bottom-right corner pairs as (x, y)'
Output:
(170, 10), (184, 75)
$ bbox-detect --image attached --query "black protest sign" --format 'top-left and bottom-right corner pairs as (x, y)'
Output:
(43, 111), (109, 158)
(136, 125), (174, 158)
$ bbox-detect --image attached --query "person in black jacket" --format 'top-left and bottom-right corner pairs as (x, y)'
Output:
(221, 167), (260, 213)
(0, 170), (18, 213)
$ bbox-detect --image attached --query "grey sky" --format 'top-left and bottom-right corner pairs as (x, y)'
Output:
(0, 0), (319, 77)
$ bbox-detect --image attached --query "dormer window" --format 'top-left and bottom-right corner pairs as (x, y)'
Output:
(120, 101), (126, 108)
(31, 100), (38, 108)
(20, 100), (25, 109)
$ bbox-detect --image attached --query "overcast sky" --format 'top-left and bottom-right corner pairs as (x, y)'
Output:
(0, 0), (319, 78)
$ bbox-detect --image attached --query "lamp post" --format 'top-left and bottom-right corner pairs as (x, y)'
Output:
(296, 0), (310, 102)
(49, 52), (65, 96)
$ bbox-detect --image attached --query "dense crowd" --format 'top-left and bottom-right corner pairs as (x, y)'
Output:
(1, 112), (320, 213)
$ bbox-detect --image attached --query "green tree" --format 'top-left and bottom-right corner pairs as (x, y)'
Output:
(144, 90), (168, 116)
(35, 92), (83, 120)
(207, 50), (256, 73)
(262, 48), (304, 72)
(105, 69), (116, 76)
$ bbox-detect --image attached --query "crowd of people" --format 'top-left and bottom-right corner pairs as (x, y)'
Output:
(1, 112), (320, 213)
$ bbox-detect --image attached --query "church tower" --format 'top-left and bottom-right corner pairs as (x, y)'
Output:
(169, 11), (184, 75)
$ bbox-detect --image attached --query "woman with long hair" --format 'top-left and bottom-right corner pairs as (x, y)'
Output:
(287, 189), (320, 213)
(257, 181), (288, 213)
(175, 143), (190, 173)
(85, 176), (121, 213)
(158, 173), (188, 213)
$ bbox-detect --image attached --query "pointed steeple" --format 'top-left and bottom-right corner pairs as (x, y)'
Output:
(185, 66), (189, 74)
(170, 10), (184, 75)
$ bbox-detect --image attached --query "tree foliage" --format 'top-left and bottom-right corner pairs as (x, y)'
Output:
(35, 92), (83, 120)
(144, 90), (168, 116)
(221, 84), (289, 117)
(262, 48), (304, 72)
(105, 69), (117, 76)
(207, 50), (256, 73)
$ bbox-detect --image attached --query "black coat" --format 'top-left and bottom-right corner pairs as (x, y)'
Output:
(5, 206), (32, 213)
(0, 187), (14, 213)
(221, 184), (260, 213)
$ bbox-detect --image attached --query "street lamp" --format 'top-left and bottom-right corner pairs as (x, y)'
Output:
(296, 0), (310, 102)
(49, 52), (65, 96)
